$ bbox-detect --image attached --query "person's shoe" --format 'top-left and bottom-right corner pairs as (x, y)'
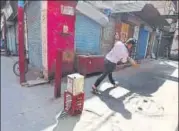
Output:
(92, 85), (101, 95)
(114, 81), (119, 87)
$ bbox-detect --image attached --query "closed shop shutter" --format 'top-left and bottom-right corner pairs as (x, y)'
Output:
(6, 28), (11, 52)
(7, 26), (16, 54)
(75, 13), (102, 55)
(26, 1), (42, 68)
(10, 26), (16, 55)
(101, 17), (115, 55)
(137, 27), (149, 59)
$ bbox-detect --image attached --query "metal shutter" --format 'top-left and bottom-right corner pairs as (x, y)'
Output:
(7, 26), (16, 54)
(10, 26), (16, 55)
(75, 14), (101, 55)
(6, 28), (11, 52)
(137, 28), (149, 59)
(26, 1), (42, 68)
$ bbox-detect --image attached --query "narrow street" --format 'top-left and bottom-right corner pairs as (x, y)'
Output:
(1, 1), (178, 131)
(1, 56), (178, 131)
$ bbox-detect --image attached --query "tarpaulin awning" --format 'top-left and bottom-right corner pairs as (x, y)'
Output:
(134, 4), (170, 27)
(113, 2), (170, 28)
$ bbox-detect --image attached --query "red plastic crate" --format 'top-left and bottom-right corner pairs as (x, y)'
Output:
(64, 90), (84, 116)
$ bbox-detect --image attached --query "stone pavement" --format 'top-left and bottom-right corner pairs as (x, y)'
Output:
(53, 59), (178, 131)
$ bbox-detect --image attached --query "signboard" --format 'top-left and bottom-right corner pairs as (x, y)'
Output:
(133, 26), (139, 40)
(63, 50), (74, 62)
(61, 5), (74, 16)
(120, 32), (128, 42)
(120, 23), (129, 42)
(18, 1), (24, 8)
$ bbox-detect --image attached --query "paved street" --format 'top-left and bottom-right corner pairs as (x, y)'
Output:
(1, 1), (178, 131)
(1, 56), (178, 131)
(1, 56), (63, 131)
(54, 59), (178, 131)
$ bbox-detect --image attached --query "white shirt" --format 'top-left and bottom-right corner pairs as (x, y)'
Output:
(105, 41), (129, 64)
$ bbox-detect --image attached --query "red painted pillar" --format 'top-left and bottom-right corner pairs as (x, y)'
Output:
(54, 49), (63, 98)
(18, 1), (26, 84)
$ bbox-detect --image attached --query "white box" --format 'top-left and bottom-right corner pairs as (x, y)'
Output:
(67, 73), (84, 95)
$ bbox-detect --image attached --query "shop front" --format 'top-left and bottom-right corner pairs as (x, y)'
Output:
(136, 27), (150, 59)
(41, 1), (77, 79)
(75, 13), (102, 55)
(115, 13), (141, 58)
(6, 23), (17, 55)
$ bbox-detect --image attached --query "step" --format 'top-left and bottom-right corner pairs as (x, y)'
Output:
(26, 79), (49, 87)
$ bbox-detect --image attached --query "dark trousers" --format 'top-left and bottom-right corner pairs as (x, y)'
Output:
(94, 59), (116, 88)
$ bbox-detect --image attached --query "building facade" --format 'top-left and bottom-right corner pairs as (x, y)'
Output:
(2, 1), (177, 79)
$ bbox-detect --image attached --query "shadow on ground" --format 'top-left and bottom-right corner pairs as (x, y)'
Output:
(96, 60), (177, 120)
(99, 87), (132, 119)
(115, 62), (177, 96)
(53, 60), (178, 131)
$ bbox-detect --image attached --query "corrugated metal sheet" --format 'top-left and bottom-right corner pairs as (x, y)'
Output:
(10, 26), (16, 54)
(88, 1), (114, 10)
(75, 14), (102, 55)
(113, 1), (146, 13)
(136, 28), (149, 59)
(26, 1), (42, 68)
(6, 28), (11, 51)
(76, 1), (109, 27)
(101, 17), (115, 55)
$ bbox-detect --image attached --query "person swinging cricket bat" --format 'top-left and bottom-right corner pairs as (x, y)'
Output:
(92, 37), (139, 94)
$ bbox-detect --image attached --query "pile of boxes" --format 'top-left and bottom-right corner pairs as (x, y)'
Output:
(64, 73), (85, 115)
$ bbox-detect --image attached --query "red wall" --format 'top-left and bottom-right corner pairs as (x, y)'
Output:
(47, 1), (77, 76)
